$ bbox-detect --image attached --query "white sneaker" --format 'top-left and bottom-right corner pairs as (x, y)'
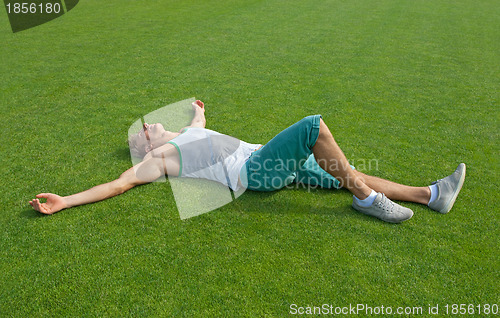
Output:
(429, 163), (466, 213)
(352, 193), (413, 223)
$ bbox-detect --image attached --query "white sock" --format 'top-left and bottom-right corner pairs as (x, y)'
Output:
(353, 190), (378, 208)
(428, 184), (438, 205)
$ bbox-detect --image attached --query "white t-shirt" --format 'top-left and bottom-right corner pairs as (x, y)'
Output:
(167, 128), (261, 191)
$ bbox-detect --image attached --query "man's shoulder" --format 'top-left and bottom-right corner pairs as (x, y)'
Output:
(141, 144), (181, 177)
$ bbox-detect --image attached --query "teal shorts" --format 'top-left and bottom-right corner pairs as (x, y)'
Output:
(241, 115), (345, 191)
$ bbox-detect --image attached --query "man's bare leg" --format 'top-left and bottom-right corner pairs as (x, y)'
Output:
(354, 171), (431, 205)
(312, 119), (372, 200)
(311, 118), (414, 223)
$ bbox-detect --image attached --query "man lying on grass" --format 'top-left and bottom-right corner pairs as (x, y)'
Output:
(29, 100), (466, 223)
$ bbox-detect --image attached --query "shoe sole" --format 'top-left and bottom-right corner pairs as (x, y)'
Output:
(352, 204), (413, 223)
(440, 163), (466, 214)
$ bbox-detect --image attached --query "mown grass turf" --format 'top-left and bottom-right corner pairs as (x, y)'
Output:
(1, 0), (498, 316)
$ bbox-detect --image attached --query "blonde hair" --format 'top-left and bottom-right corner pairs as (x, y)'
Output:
(128, 134), (147, 159)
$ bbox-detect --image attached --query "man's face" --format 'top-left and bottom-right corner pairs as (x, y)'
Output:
(134, 123), (169, 153)
(143, 123), (167, 141)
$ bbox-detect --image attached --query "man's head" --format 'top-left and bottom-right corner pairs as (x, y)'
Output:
(128, 123), (175, 158)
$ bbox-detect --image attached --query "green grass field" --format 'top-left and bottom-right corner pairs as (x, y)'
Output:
(1, 0), (498, 316)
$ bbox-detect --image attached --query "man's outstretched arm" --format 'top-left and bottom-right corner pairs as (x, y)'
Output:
(29, 157), (165, 215)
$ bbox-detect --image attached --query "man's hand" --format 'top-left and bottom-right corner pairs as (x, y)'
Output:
(29, 193), (68, 215)
(192, 100), (205, 112)
(187, 99), (206, 128)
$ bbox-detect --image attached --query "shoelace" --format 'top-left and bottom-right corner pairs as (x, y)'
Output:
(376, 194), (394, 213)
(432, 167), (459, 185)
